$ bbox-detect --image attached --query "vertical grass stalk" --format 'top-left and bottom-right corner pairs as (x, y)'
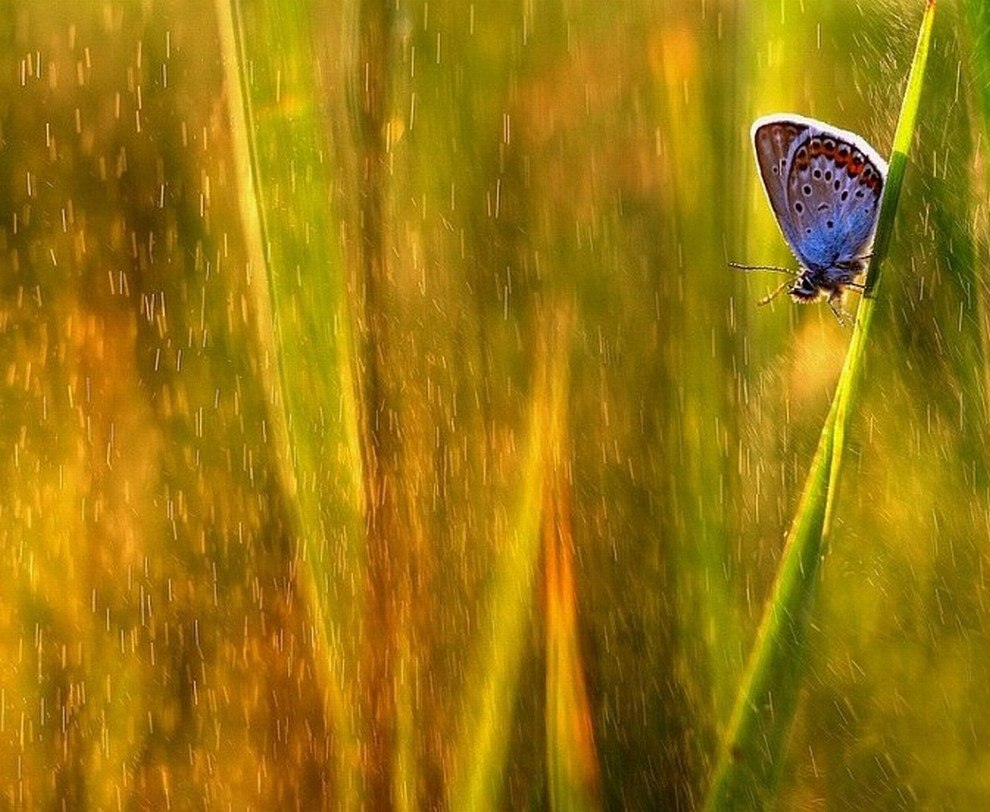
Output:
(215, 0), (367, 805)
(448, 317), (569, 810)
(704, 2), (936, 807)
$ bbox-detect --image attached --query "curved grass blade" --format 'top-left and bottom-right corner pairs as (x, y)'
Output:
(447, 325), (567, 811)
(214, 0), (367, 805)
(704, 2), (936, 808)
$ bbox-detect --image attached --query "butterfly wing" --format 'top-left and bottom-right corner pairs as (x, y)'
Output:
(752, 114), (888, 271)
(783, 123), (887, 270)
(751, 116), (813, 255)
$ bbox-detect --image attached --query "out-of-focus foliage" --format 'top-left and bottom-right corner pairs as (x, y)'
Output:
(0, 0), (987, 809)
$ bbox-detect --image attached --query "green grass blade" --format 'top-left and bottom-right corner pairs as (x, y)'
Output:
(448, 340), (562, 811)
(704, 3), (936, 808)
(214, 0), (367, 805)
(864, 0), (936, 299)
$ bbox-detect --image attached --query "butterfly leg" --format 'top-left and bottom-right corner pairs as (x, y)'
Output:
(756, 277), (794, 307)
(826, 292), (855, 326)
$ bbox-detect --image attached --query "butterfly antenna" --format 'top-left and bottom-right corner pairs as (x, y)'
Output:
(756, 278), (793, 307)
(728, 261), (797, 277)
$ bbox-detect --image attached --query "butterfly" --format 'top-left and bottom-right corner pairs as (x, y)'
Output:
(733, 114), (888, 322)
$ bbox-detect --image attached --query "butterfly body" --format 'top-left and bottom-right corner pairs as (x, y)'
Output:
(747, 114), (887, 313)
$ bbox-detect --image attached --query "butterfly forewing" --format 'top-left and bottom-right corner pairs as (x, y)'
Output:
(752, 118), (811, 251)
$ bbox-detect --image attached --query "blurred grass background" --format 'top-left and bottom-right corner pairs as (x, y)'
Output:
(0, 0), (987, 808)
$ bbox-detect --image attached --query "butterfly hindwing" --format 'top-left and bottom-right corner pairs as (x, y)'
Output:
(783, 130), (885, 269)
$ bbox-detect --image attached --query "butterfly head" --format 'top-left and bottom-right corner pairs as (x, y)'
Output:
(788, 272), (820, 303)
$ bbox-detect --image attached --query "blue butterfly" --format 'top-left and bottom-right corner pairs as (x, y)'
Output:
(734, 114), (888, 322)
